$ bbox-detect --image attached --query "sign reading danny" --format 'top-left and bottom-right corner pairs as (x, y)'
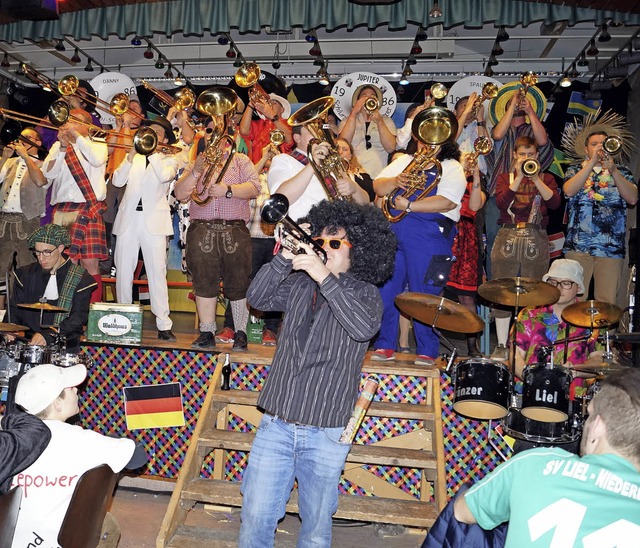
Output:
(331, 72), (397, 120)
(446, 75), (502, 126)
(89, 72), (137, 127)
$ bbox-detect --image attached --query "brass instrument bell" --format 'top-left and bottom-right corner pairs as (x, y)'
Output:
(603, 135), (622, 155)
(519, 72), (538, 101)
(522, 158), (541, 177)
(470, 82), (499, 118)
(430, 83), (448, 100)
(235, 62), (272, 106)
(465, 136), (493, 171)
(269, 128), (285, 146)
(363, 97), (380, 114)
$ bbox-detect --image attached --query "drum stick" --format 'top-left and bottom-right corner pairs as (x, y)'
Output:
(340, 376), (378, 444)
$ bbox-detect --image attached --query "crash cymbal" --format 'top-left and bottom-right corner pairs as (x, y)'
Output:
(18, 302), (68, 312)
(561, 300), (622, 328)
(0, 322), (28, 332)
(570, 359), (627, 376)
(478, 277), (560, 308)
(395, 292), (485, 334)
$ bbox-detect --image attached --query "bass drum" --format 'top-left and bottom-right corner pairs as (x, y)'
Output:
(453, 358), (511, 420)
(502, 408), (580, 445)
(521, 365), (571, 423)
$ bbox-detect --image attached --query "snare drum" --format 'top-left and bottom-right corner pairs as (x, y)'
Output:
(521, 365), (571, 423)
(55, 353), (92, 369)
(19, 345), (56, 365)
(453, 358), (511, 420)
(502, 408), (580, 444)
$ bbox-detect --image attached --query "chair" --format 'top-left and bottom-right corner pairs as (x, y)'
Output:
(57, 464), (119, 548)
(0, 486), (23, 547)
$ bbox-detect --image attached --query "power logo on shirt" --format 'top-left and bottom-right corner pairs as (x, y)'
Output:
(13, 472), (79, 497)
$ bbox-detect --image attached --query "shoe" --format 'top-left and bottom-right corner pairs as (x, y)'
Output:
(398, 346), (411, 354)
(191, 331), (216, 349)
(216, 327), (235, 344)
(157, 330), (176, 342)
(371, 348), (395, 361)
(415, 355), (436, 366)
(491, 344), (509, 361)
(232, 330), (248, 352)
(262, 329), (277, 346)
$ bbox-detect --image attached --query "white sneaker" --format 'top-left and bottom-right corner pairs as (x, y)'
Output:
(491, 344), (509, 361)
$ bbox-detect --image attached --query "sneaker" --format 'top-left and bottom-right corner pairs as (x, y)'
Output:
(398, 346), (411, 354)
(157, 329), (176, 342)
(415, 355), (436, 366)
(216, 327), (235, 344)
(371, 348), (395, 361)
(232, 330), (248, 352)
(491, 344), (509, 362)
(262, 329), (277, 346)
(191, 331), (216, 350)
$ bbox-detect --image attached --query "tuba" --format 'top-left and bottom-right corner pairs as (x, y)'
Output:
(261, 194), (327, 263)
(381, 106), (458, 223)
(235, 62), (272, 107)
(189, 87), (238, 206)
(287, 96), (351, 201)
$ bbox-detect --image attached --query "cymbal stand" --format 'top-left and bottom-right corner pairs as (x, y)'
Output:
(507, 276), (525, 373)
(429, 297), (458, 373)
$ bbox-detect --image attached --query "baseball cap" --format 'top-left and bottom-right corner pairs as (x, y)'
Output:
(543, 259), (585, 294)
(16, 363), (87, 415)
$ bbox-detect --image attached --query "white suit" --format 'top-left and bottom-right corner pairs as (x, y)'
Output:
(112, 151), (179, 331)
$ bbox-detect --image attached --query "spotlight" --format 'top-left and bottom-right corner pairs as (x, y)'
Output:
(484, 67), (495, 77)
(577, 52), (589, 67)
(143, 46), (154, 60)
(399, 66), (413, 86)
(309, 45), (321, 57)
(131, 36), (142, 46)
(155, 58), (165, 69)
(164, 67), (174, 79)
(84, 60), (94, 72)
(305, 32), (317, 43)
(598, 24), (611, 43)
(1, 53), (9, 68)
(313, 58), (324, 67)
(568, 67), (580, 79)
(317, 66), (330, 86)
(174, 75), (184, 86)
(559, 75), (572, 88)
(71, 48), (81, 63)
(416, 27), (428, 42)
(233, 58), (243, 68)
(429, 0), (442, 18)
(13, 90), (29, 105)
(217, 35), (229, 46)
(497, 26), (510, 43)
(411, 43), (423, 55)
(272, 61), (281, 70)
(55, 39), (65, 52)
(42, 82), (52, 92)
(586, 39), (599, 56)
(491, 43), (504, 56)
(226, 45), (236, 59)
(488, 55), (499, 67)
(406, 55), (417, 66)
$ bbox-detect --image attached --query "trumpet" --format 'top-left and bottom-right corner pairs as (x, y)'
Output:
(598, 135), (622, 162)
(464, 136), (493, 172)
(518, 72), (538, 103)
(267, 129), (285, 159)
(363, 97), (380, 114)
(381, 106), (458, 222)
(287, 96), (351, 201)
(469, 82), (499, 119)
(430, 83), (448, 100)
(522, 158), (541, 177)
(235, 62), (273, 107)
(189, 86), (238, 206)
(261, 193), (327, 263)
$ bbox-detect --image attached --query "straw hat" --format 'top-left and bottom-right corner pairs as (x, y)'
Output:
(488, 80), (547, 126)
(351, 84), (384, 108)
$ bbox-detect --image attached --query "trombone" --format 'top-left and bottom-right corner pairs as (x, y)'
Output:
(140, 80), (196, 112)
(0, 119), (48, 158)
(235, 62), (273, 107)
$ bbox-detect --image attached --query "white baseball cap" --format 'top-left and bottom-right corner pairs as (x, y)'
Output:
(543, 259), (585, 294)
(16, 363), (87, 415)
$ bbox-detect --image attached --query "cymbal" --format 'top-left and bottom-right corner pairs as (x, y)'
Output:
(18, 302), (68, 312)
(0, 322), (28, 332)
(395, 292), (485, 334)
(478, 277), (560, 308)
(561, 300), (622, 328)
(570, 359), (627, 376)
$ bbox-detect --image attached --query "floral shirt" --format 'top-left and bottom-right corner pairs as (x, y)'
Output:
(515, 304), (600, 367)
(563, 163), (635, 258)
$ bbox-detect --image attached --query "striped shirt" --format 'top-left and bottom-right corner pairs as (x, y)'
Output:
(247, 253), (383, 428)
(189, 152), (260, 222)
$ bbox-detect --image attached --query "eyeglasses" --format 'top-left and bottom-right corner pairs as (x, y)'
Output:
(546, 279), (575, 290)
(313, 238), (352, 251)
(365, 134), (372, 150)
(33, 248), (56, 257)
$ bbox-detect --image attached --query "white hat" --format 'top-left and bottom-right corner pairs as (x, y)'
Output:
(543, 259), (585, 294)
(16, 363), (87, 415)
(257, 94), (291, 120)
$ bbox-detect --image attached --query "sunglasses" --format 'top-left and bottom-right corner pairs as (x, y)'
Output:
(365, 134), (372, 150)
(313, 238), (352, 250)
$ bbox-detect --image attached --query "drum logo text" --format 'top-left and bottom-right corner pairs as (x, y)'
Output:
(456, 386), (483, 397)
(535, 388), (558, 404)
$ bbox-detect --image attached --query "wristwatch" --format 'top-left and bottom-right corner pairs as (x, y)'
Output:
(405, 203), (412, 214)
(225, 185), (233, 199)
(271, 114), (280, 122)
(477, 121), (486, 127)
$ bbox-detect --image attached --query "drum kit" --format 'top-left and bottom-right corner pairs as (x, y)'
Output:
(0, 302), (92, 402)
(396, 276), (632, 447)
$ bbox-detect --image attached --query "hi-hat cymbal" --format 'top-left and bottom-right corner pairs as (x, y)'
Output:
(18, 302), (68, 312)
(570, 359), (627, 376)
(0, 322), (28, 332)
(478, 277), (560, 308)
(395, 292), (485, 334)
(561, 300), (622, 328)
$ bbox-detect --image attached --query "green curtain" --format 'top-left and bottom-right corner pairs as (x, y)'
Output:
(0, 0), (638, 43)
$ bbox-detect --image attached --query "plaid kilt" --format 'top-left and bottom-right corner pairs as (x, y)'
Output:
(53, 203), (108, 260)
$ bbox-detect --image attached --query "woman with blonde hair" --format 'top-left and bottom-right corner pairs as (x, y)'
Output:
(336, 137), (375, 202)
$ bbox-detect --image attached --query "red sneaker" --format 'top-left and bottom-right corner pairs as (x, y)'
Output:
(371, 348), (395, 361)
(215, 327), (235, 344)
(415, 355), (436, 366)
(262, 329), (277, 346)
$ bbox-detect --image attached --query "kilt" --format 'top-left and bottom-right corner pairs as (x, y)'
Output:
(53, 203), (108, 260)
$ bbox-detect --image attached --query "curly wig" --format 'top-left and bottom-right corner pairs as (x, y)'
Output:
(438, 140), (461, 162)
(302, 201), (397, 286)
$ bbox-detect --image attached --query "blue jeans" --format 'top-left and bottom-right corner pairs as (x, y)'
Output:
(239, 414), (351, 547)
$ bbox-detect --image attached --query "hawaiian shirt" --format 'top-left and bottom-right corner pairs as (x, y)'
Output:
(563, 163), (635, 259)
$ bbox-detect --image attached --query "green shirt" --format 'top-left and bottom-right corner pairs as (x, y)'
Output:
(465, 447), (640, 547)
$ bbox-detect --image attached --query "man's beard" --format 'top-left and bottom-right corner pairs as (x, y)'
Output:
(514, 109), (527, 117)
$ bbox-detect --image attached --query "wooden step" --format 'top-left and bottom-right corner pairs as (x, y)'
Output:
(198, 429), (437, 469)
(181, 479), (438, 528)
(166, 525), (238, 548)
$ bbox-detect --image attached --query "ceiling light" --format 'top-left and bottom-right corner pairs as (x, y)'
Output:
(143, 46), (154, 60)
(131, 36), (142, 46)
(491, 43), (504, 56)
(217, 35), (229, 46)
(567, 67), (580, 79)
(84, 60), (94, 72)
(55, 39), (65, 52)
(598, 24), (611, 43)
(484, 67), (495, 77)
(272, 61), (281, 70)
(317, 66), (330, 86)
(497, 26), (510, 43)
(309, 44), (321, 57)
(577, 52), (588, 67)
(71, 48), (81, 63)
(488, 55), (499, 67)
(233, 58), (243, 68)
(559, 75), (572, 87)
(416, 27), (428, 42)
(226, 45), (236, 59)
(586, 39), (599, 56)
(429, 0), (443, 18)
(1, 53), (9, 68)
(164, 67), (174, 79)
(313, 58), (324, 66)
(155, 57), (165, 69)
(399, 66), (413, 85)
(406, 55), (417, 66)
(411, 42), (423, 55)
(174, 75), (184, 86)
(42, 82), (52, 92)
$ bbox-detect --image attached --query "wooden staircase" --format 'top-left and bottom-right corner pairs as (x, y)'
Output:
(157, 351), (446, 547)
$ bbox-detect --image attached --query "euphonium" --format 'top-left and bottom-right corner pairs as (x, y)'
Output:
(189, 86), (238, 206)
(261, 193), (327, 263)
(287, 96), (351, 201)
(522, 158), (541, 177)
(464, 136), (493, 172)
(470, 82), (499, 118)
(235, 62), (273, 107)
(381, 106), (458, 223)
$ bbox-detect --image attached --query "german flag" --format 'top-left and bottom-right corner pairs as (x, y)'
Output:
(123, 382), (185, 430)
